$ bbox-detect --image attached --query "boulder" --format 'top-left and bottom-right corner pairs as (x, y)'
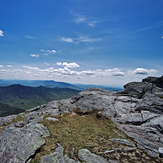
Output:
(0, 122), (50, 163)
(135, 93), (163, 113)
(142, 76), (163, 89)
(41, 143), (80, 163)
(78, 148), (109, 163)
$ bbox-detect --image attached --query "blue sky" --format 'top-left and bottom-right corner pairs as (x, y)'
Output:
(0, 0), (163, 86)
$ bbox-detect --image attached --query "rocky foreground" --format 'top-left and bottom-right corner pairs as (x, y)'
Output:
(0, 76), (163, 163)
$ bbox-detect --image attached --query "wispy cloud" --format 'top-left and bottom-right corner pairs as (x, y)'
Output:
(0, 30), (4, 36)
(26, 35), (36, 39)
(0, 65), (3, 68)
(7, 65), (12, 68)
(76, 35), (102, 43)
(47, 50), (57, 54)
(60, 35), (102, 44)
(30, 54), (39, 58)
(42, 49), (58, 56)
(70, 12), (98, 27)
(60, 37), (74, 43)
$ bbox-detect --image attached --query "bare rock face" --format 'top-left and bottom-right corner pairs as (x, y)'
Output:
(0, 122), (50, 163)
(0, 77), (163, 162)
(78, 149), (109, 163)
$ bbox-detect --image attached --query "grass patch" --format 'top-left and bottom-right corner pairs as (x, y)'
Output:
(30, 111), (128, 162)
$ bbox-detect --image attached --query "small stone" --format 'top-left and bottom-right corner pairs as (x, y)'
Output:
(46, 117), (59, 121)
(109, 138), (135, 147)
(104, 150), (115, 154)
(158, 147), (163, 158)
(123, 147), (134, 152)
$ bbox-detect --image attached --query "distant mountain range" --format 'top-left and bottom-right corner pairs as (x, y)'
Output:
(0, 79), (122, 117)
(0, 79), (123, 91)
(0, 84), (79, 117)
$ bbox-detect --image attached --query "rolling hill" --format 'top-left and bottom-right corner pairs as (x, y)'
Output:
(0, 84), (79, 111)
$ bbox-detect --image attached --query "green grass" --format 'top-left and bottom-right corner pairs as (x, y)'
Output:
(30, 111), (129, 162)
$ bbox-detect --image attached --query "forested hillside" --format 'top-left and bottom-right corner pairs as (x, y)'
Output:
(0, 84), (79, 111)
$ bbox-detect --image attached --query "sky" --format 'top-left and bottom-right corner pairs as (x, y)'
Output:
(0, 0), (163, 87)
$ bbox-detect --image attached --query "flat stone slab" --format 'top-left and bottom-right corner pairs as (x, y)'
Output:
(46, 117), (59, 121)
(0, 122), (50, 163)
(78, 149), (109, 163)
(109, 138), (135, 147)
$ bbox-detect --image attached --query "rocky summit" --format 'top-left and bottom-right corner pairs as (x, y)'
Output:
(0, 76), (163, 163)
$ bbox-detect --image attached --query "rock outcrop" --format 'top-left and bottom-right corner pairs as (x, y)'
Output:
(0, 76), (163, 162)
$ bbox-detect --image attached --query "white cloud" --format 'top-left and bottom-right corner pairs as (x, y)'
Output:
(0, 65), (158, 86)
(62, 62), (80, 68)
(82, 70), (94, 75)
(56, 62), (80, 68)
(7, 65), (12, 68)
(0, 30), (4, 36)
(40, 49), (44, 52)
(30, 54), (39, 58)
(47, 50), (57, 53)
(60, 37), (73, 43)
(56, 62), (62, 66)
(43, 53), (49, 56)
(112, 72), (125, 76)
(132, 68), (157, 75)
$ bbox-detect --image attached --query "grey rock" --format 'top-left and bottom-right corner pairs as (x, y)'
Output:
(104, 150), (115, 154)
(116, 82), (154, 98)
(123, 147), (135, 152)
(158, 147), (163, 158)
(46, 117), (59, 121)
(142, 76), (163, 89)
(0, 114), (17, 126)
(142, 116), (163, 134)
(119, 113), (143, 125)
(135, 93), (163, 113)
(136, 138), (159, 157)
(0, 122), (50, 163)
(41, 145), (79, 163)
(109, 138), (135, 147)
(78, 149), (109, 163)
(119, 111), (159, 125)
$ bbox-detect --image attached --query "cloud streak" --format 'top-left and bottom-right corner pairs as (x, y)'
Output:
(71, 12), (98, 27)
(60, 37), (74, 43)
